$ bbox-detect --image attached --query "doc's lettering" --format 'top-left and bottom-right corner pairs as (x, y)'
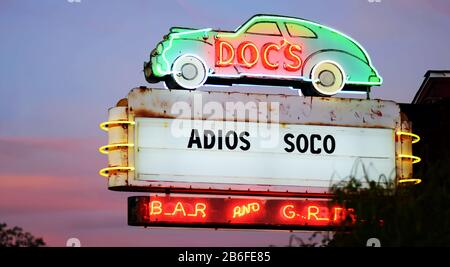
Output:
(215, 39), (302, 71)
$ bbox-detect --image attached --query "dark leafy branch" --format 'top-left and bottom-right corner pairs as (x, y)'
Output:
(0, 223), (46, 247)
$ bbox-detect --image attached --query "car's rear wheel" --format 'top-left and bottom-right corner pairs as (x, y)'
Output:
(310, 61), (345, 96)
(166, 55), (208, 90)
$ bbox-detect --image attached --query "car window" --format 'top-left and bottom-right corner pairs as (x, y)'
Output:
(245, 22), (282, 36)
(285, 23), (317, 38)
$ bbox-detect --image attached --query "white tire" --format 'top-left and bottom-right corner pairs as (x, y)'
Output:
(311, 60), (345, 96)
(170, 55), (207, 89)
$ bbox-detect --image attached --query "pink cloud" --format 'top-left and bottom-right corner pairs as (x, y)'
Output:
(0, 135), (105, 177)
(0, 136), (101, 154)
(0, 136), (312, 247)
(0, 173), (312, 247)
(0, 174), (115, 213)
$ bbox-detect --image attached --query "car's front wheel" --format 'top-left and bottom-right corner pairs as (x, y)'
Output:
(310, 60), (345, 96)
(166, 55), (208, 90)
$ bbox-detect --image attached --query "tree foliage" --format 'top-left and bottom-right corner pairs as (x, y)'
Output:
(322, 158), (450, 246)
(0, 223), (46, 247)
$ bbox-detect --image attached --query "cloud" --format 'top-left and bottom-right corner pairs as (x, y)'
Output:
(0, 172), (307, 247)
(0, 174), (115, 213)
(0, 136), (105, 177)
(0, 136), (101, 155)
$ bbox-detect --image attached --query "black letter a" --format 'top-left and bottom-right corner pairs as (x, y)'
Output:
(187, 129), (202, 149)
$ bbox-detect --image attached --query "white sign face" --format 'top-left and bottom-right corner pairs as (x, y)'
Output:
(134, 118), (396, 189)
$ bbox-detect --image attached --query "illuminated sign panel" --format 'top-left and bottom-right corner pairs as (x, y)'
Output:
(101, 89), (422, 192)
(134, 117), (396, 190)
(143, 14), (383, 95)
(128, 196), (354, 230)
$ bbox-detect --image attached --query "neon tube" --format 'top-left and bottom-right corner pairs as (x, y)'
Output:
(398, 154), (421, 164)
(99, 121), (135, 132)
(98, 144), (134, 154)
(396, 131), (420, 144)
(398, 178), (422, 185)
(99, 166), (135, 177)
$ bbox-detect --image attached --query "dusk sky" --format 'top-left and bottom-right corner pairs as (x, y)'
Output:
(1, 0), (450, 246)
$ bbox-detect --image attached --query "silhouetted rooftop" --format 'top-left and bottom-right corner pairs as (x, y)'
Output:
(413, 71), (450, 104)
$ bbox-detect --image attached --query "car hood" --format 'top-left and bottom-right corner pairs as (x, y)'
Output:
(169, 27), (198, 34)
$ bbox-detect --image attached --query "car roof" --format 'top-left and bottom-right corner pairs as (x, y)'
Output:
(231, 14), (373, 66)
(237, 14), (321, 31)
(212, 14), (326, 35)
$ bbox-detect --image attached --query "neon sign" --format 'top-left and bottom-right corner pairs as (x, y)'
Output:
(215, 39), (302, 71)
(143, 14), (383, 95)
(233, 203), (260, 218)
(128, 196), (354, 230)
(149, 200), (207, 218)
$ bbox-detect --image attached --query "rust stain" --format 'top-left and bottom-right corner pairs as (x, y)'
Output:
(370, 108), (383, 117)
(115, 98), (128, 107)
(137, 86), (149, 93)
(269, 103), (278, 112)
(126, 88), (399, 128)
(132, 109), (177, 118)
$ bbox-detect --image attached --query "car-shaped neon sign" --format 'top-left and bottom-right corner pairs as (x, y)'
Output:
(144, 14), (382, 96)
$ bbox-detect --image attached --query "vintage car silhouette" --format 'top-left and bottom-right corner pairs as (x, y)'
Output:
(144, 14), (382, 96)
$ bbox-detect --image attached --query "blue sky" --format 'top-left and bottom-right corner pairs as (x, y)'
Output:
(0, 0), (449, 246)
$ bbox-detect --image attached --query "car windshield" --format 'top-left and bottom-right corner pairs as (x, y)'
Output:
(245, 22), (282, 36)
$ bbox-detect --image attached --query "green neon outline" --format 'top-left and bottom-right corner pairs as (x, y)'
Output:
(154, 15), (382, 86)
(156, 28), (212, 76)
(218, 15), (382, 85)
